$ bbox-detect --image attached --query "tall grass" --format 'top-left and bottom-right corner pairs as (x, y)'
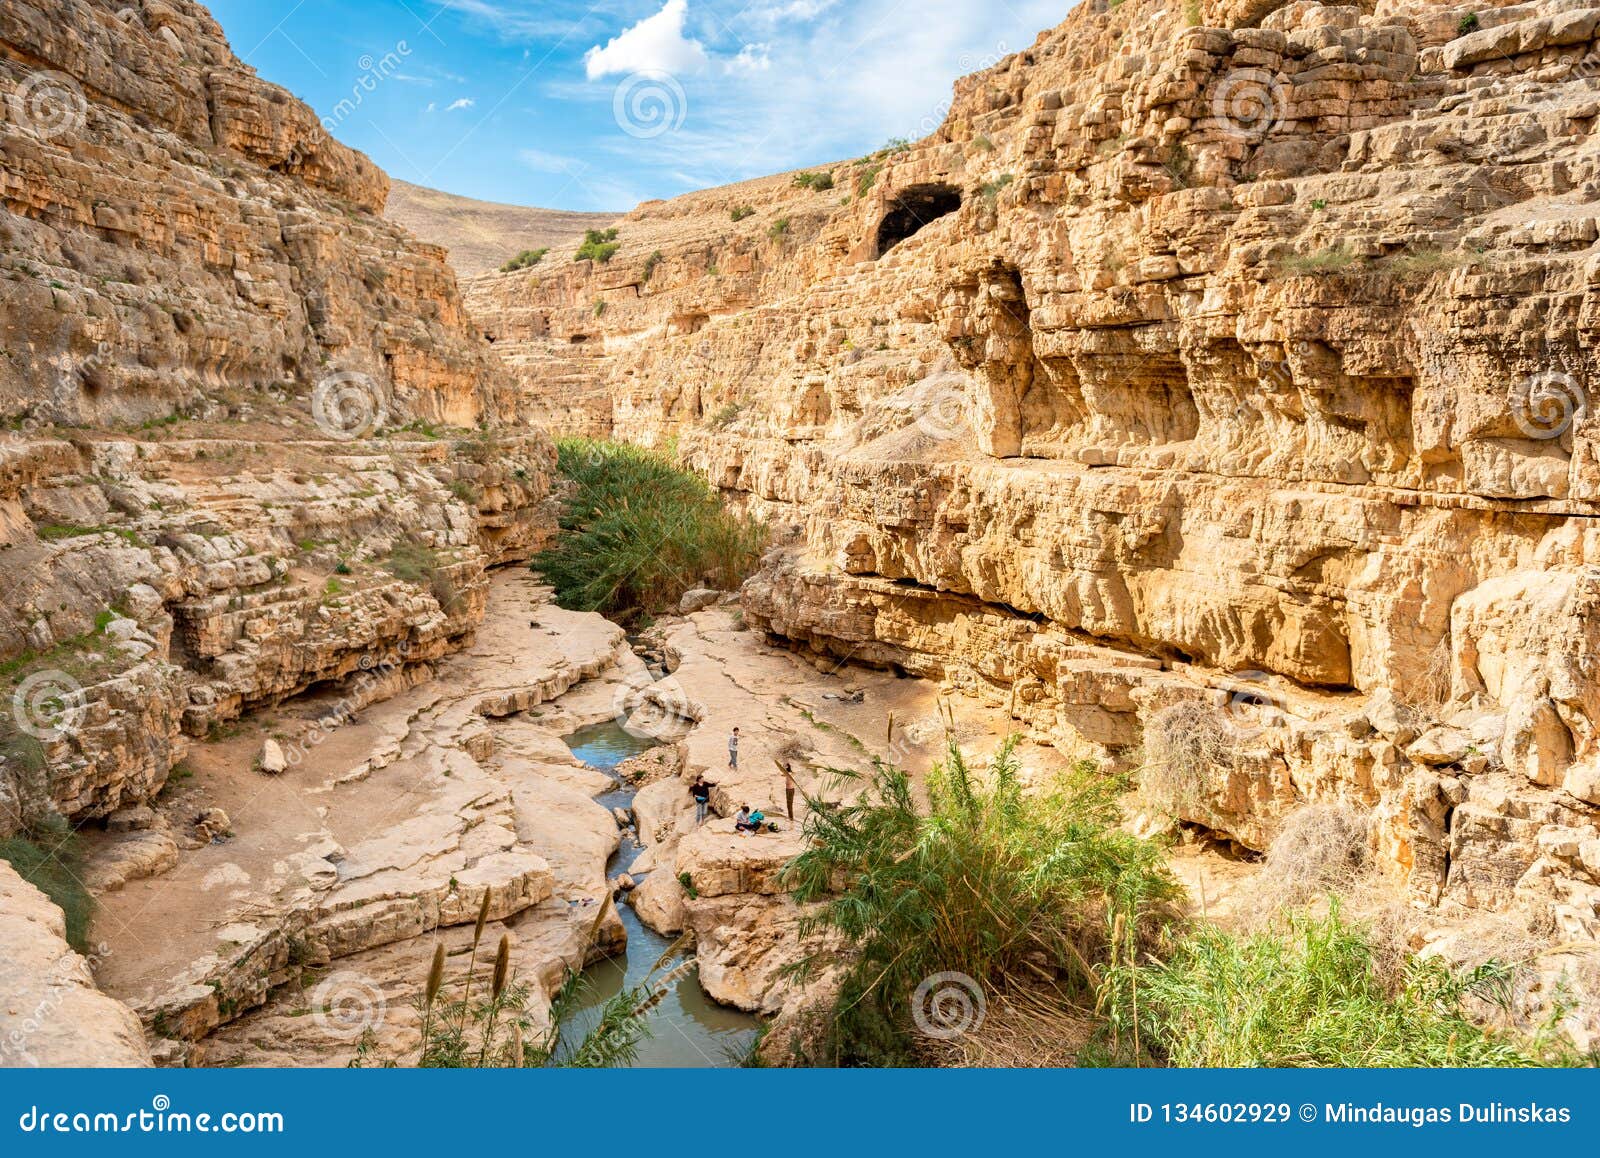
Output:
(1099, 907), (1573, 1067)
(783, 735), (1180, 1065)
(0, 733), (94, 952)
(353, 894), (680, 1068)
(531, 438), (766, 623)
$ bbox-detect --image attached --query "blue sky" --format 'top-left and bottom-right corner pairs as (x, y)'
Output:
(206, 0), (1070, 211)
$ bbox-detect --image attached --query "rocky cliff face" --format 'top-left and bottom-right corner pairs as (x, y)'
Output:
(0, 0), (557, 846)
(467, 0), (1600, 1029)
(0, 0), (568, 1065)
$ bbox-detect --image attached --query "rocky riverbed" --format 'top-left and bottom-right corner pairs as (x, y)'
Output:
(59, 568), (1076, 1065)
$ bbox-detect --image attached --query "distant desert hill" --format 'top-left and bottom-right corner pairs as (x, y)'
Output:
(385, 179), (618, 276)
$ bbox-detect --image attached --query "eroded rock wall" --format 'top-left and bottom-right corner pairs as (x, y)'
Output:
(469, 0), (1600, 967)
(0, 0), (554, 831)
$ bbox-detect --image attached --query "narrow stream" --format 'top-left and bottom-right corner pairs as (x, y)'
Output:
(558, 720), (759, 1067)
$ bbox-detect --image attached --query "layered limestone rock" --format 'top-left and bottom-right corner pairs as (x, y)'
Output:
(0, 0), (562, 1063)
(467, 0), (1600, 1027)
(0, 0), (557, 834)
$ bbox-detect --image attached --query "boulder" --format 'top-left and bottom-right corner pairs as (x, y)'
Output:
(258, 739), (288, 775)
(678, 588), (720, 614)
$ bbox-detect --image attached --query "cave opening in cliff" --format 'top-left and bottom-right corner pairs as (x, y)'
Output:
(874, 184), (962, 258)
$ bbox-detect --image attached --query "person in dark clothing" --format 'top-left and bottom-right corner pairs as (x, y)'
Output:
(689, 776), (716, 825)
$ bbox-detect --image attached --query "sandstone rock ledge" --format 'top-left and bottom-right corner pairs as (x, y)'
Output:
(0, 861), (150, 1067)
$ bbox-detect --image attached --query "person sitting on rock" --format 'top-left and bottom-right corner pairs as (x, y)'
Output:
(690, 776), (716, 825)
(734, 804), (758, 834)
(748, 807), (766, 834)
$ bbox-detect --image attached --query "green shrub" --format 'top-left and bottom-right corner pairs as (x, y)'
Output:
(793, 170), (834, 191)
(530, 439), (767, 623)
(575, 228), (620, 264)
(1458, 12), (1479, 36)
(784, 736), (1179, 1065)
(1277, 246), (1357, 275)
(0, 820), (94, 953)
(767, 217), (790, 241)
(641, 250), (664, 281)
(383, 539), (461, 613)
(978, 173), (1015, 203)
(499, 248), (548, 272)
(1100, 908), (1575, 1067)
(729, 205), (755, 222)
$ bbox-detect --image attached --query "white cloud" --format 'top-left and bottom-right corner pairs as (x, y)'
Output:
(446, 97), (476, 111)
(519, 147), (585, 174)
(584, 0), (708, 79)
(727, 43), (771, 73)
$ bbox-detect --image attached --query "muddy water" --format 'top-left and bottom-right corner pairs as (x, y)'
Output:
(560, 721), (759, 1067)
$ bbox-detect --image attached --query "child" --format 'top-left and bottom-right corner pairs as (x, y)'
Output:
(728, 726), (740, 770)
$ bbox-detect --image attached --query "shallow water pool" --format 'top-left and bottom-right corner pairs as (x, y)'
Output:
(559, 720), (759, 1067)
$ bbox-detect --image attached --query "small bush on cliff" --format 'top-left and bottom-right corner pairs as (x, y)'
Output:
(575, 228), (621, 264)
(783, 734), (1180, 1065)
(500, 247), (548, 272)
(531, 439), (766, 623)
(729, 205), (755, 222)
(793, 170), (834, 191)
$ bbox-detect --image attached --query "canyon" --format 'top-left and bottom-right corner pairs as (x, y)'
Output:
(3, 0), (1600, 1066)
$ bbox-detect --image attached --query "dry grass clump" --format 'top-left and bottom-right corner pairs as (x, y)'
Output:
(1236, 804), (1372, 929)
(919, 984), (1097, 1068)
(1139, 701), (1234, 816)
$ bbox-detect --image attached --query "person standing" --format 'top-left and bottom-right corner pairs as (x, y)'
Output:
(782, 763), (797, 820)
(728, 726), (740, 771)
(689, 776), (715, 825)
